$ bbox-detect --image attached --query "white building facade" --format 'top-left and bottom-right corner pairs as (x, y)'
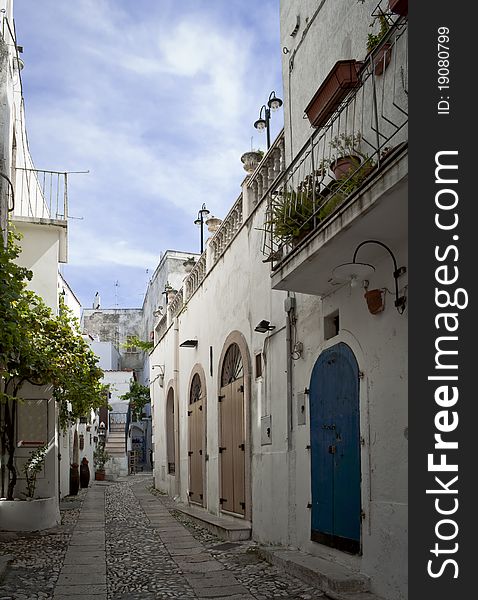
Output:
(149, 1), (408, 599)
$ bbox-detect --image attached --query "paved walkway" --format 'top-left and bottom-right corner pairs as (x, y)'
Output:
(0, 475), (320, 599)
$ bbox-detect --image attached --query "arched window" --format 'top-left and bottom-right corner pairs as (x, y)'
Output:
(221, 343), (243, 386)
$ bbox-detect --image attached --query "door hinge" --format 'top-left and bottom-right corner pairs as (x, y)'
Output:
(359, 371), (364, 379)
(205, 454), (209, 461)
(199, 494), (203, 499)
(307, 502), (312, 509)
(238, 443), (245, 451)
(188, 410), (192, 416)
(361, 510), (366, 520)
(188, 451), (193, 456)
(306, 444), (311, 450)
(239, 385), (244, 393)
(219, 497), (227, 504)
(240, 501), (245, 509)
(188, 491), (193, 497)
(304, 387), (309, 395)
(219, 446), (226, 453)
(360, 436), (366, 446)
(199, 405), (203, 411)
(218, 395), (225, 402)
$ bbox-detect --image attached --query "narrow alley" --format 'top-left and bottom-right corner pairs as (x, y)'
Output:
(0, 475), (320, 600)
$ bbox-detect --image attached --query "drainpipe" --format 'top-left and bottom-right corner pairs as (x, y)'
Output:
(285, 292), (297, 546)
(173, 316), (181, 498)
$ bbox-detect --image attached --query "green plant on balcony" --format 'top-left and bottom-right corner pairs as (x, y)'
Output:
(268, 188), (316, 243)
(367, 13), (389, 53)
(320, 132), (370, 180)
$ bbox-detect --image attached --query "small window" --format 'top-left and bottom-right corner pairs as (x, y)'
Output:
(255, 352), (263, 378)
(125, 335), (137, 353)
(324, 310), (340, 340)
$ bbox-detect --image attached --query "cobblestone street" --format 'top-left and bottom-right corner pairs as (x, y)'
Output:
(0, 475), (322, 599)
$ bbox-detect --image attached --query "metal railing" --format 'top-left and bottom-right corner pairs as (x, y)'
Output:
(14, 168), (68, 221)
(261, 18), (408, 267)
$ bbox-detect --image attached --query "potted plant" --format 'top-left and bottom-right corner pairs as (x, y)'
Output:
(367, 13), (391, 76)
(23, 445), (48, 499)
(388, 0), (408, 17)
(269, 188), (316, 245)
(205, 215), (222, 233)
(93, 446), (110, 481)
(323, 133), (369, 180)
(183, 256), (196, 273)
(163, 282), (178, 304)
(241, 149), (264, 173)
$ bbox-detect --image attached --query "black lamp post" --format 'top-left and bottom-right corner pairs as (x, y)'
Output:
(254, 91), (283, 150)
(194, 203), (210, 253)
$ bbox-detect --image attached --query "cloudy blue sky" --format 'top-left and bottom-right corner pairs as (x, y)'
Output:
(14, 0), (283, 309)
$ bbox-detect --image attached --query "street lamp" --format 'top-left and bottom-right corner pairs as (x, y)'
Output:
(253, 91), (283, 150)
(194, 203), (210, 254)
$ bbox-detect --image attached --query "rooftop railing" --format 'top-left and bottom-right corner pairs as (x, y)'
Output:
(261, 17), (408, 268)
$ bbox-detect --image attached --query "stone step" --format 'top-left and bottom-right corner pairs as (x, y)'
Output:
(176, 505), (251, 541)
(253, 547), (374, 596)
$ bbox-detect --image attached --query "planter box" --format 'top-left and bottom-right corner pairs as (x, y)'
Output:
(389, 0), (408, 16)
(305, 60), (362, 128)
(0, 497), (60, 531)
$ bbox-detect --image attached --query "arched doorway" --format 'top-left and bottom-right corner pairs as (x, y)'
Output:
(309, 342), (361, 554)
(188, 372), (205, 505)
(219, 343), (245, 516)
(166, 388), (175, 475)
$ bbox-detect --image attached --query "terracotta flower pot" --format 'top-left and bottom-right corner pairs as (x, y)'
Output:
(373, 43), (392, 76)
(330, 155), (361, 180)
(95, 470), (105, 481)
(389, 0), (408, 16)
(364, 289), (384, 314)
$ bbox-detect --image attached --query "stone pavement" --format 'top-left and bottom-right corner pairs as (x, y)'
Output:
(0, 475), (321, 599)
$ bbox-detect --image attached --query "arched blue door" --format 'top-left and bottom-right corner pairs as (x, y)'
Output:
(309, 342), (361, 554)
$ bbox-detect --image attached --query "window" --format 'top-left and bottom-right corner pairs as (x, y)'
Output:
(324, 310), (340, 340)
(255, 352), (263, 378)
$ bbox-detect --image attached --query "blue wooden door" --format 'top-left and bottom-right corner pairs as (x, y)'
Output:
(309, 343), (361, 554)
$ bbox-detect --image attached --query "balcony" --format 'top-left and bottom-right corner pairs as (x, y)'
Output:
(261, 18), (408, 296)
(14, 168), (68, 222)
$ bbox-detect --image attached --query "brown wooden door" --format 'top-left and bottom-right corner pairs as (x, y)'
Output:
(188, 374), (204, 505)
(219, 343), (245, 516)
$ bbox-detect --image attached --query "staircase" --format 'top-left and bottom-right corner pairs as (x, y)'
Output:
(105, 429), (126, 457)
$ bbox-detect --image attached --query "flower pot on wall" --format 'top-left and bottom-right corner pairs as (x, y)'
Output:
(241, 151), (263, 173)
(373, 43), (392, 76)
(364, 289), (385, 314)
(389, 0), (408, 16)
(305, 60), (363, 128)
(95, 470), (105, 481)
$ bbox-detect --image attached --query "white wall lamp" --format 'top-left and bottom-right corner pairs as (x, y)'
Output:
(332, 240), (407, 315)
(152, 364), (165, 387)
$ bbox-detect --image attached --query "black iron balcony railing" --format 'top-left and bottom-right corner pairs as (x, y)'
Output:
(261, 17), (408, 268)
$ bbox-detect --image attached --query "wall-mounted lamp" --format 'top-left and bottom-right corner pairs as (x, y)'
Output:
(332, 240), (407, 314)
(253, 91), (283, 150)
(180, 339), (198, 348)
(254, 320), (276, 333)
(152, 364), (165, 387)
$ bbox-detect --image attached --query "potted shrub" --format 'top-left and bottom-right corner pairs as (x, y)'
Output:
(323, 133), (369, 180)
(183, 256), (196, 273)
(241, 149), (264, 173)
(93, 446), (110, 481)
(269, 189), (316, 245)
